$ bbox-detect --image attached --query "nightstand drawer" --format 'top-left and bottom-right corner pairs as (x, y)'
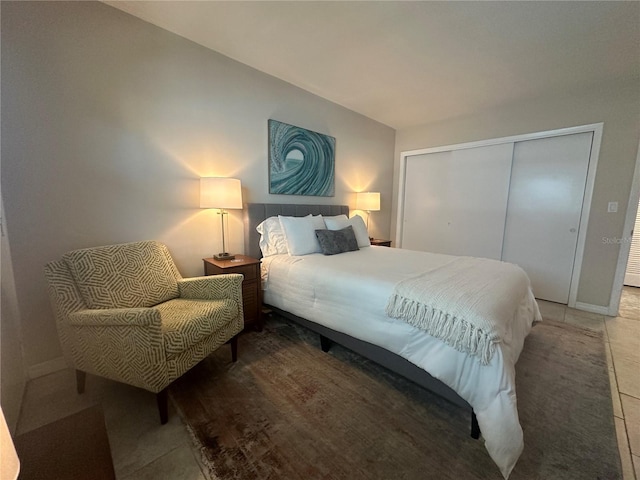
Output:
(203, 255), (263, 331)
(242, 284), (258, 313)
(233, 264), (258, 281)
(242, 282), (257, 301)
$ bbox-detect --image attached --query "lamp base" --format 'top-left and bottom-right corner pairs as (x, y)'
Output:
(214, 252), (235, 261)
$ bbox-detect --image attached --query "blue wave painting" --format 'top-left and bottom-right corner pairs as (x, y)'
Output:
(268, 119), (335, 196)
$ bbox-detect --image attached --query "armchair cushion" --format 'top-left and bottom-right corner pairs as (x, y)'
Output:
(156, 298), (239, 356)
(62, 241), (180, 309)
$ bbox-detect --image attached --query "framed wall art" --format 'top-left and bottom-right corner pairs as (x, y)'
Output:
(268, 119), (335, 196)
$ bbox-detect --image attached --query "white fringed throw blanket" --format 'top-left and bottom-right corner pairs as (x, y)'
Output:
(386, 257), (530, 365)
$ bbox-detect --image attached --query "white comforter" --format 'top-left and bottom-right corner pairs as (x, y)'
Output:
(261, 246), (541, 479)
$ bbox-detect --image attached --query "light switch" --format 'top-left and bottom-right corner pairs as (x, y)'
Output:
(607, 201), (618, 213)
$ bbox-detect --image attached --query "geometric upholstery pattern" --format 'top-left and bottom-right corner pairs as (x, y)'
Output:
(62, 241), (180, 309)
(44, 240), (244, 394)
(156, 298), (238, 356)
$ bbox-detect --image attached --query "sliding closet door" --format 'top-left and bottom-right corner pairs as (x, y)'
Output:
(501, 132), (593, 304)
(624, 198), (640, 287)
(402, 143), (514, 259)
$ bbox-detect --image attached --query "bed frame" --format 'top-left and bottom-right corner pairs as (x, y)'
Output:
(244, 203), (480, 439)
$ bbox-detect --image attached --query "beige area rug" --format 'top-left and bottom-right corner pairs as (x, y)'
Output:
(170, 316), (622, 479)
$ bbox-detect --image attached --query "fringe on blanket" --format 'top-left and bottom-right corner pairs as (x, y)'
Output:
(386, 293), (498, 365)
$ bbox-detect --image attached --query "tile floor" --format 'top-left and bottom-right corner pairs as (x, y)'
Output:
(14, 287), (640, 479)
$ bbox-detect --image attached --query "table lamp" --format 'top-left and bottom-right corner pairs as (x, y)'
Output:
(356, 191), (380, 231)
(200, 177), (243, 260)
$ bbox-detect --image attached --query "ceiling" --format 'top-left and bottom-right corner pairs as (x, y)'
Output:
(104, 1), (640, 130)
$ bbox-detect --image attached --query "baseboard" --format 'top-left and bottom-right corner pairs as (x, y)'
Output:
(27, 356), (68, 379)
(623, 274), (640, 287)
(573, 302), (612, 316)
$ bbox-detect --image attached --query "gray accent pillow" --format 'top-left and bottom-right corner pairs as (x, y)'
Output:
(315, 226), (360, 255)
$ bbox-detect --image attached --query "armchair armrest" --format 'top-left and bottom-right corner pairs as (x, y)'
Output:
(178, 274), (244, 302)
(67, 307), (167, 392)
(69, 308), (161, 328)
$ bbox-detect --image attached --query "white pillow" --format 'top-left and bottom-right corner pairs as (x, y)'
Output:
(256, 216), (288, 257)
(325, 214), (370, 248)
(349, 215), (371, 247)
(278, 214), (325, 256)
(323, 215), (349, 229)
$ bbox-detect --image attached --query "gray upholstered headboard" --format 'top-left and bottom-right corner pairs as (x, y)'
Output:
(244, 203), (349, 259)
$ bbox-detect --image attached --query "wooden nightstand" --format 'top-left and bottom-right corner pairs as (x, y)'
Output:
(203, 255), (263, 331)
(370, 239), (392, 247)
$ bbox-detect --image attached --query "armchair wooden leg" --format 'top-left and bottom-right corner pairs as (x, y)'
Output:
(157, 389), (169, 425)
(76, 370), (86, 394)
(471, 410), (480, 439)
(230, 335), (238, 363)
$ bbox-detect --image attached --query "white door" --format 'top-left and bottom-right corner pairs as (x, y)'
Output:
(501, 132), (593, 303)
(624, 198), (640, 287)
(402, 143), (514, 260)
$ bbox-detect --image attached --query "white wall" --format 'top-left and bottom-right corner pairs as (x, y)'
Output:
(1, 2), (395, 369)
(394, 77), (640, 309)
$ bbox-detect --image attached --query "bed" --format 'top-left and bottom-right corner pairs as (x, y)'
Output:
(244, 203), (541, 479)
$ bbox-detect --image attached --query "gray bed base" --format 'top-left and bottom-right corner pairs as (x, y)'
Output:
(244, 203), (479, 439)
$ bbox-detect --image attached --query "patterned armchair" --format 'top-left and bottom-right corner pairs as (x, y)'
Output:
(44, 240), (244, 424)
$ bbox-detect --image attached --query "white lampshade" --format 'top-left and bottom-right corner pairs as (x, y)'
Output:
(356, 192), (380, 212)
(200, 178), (243, 210)
(0, 407), (19, 480)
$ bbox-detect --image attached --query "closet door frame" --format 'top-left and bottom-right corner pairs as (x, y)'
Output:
(611, 137), (640, 315)
(623, 196), (640, 287)
(397, 123), (603, 311)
